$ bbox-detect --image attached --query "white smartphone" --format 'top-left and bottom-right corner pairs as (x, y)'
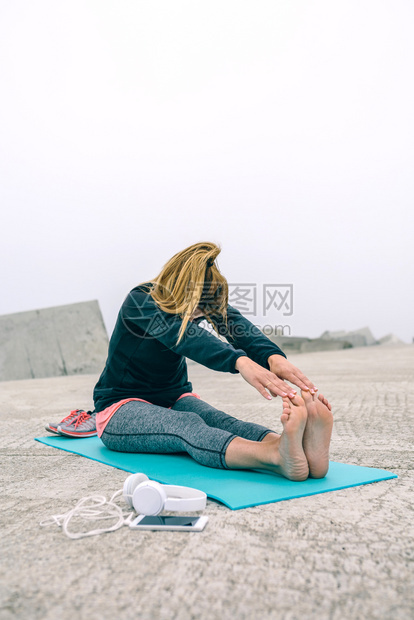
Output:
(129, 514), (208, 532)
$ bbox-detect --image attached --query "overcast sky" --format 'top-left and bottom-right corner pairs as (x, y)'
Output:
(1, 1), (413, 343)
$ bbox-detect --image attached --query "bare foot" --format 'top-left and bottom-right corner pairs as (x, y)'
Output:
(301, 390), (333, 478)
(267, 395), (309, 481)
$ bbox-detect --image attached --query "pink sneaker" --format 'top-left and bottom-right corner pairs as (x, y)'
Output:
(45, 409), (85, 434)
(57, 410), (97, 437)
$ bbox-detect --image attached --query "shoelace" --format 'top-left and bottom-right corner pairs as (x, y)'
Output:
(61, 409), (84, 425)
(72, 411), (92, 429)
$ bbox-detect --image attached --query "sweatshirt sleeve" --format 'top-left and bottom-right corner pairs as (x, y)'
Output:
(122, 290), (248, 374)
(206, 304), (287, 370)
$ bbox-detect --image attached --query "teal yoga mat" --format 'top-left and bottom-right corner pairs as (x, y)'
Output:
(35, 436), (398, 510)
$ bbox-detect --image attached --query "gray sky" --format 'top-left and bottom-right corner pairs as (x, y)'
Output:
(1, 0), (413, 343)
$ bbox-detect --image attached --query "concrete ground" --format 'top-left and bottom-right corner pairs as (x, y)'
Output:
(1, 345), (413, 620)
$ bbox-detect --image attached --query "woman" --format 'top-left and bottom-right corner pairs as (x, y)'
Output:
(93, 241), (333, 481)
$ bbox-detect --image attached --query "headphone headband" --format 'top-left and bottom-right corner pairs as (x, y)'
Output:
(123, 474), (206, 515)
(163, 485), (206, 512)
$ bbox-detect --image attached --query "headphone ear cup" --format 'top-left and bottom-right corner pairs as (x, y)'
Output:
(132, 480), (167, 516)
(123, 473), (149, 508)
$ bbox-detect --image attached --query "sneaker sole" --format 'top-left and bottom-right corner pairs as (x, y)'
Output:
(57, 427), (97, 438)
(45, 424), (60, 434)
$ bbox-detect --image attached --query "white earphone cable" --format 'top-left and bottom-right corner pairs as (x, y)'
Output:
(40, 489), (135, 539)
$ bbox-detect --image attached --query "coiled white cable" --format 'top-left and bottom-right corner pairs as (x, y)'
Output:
(40, 490), (135, 539)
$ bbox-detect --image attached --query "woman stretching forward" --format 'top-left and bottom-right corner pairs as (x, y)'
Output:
(93, 242), (333, 481)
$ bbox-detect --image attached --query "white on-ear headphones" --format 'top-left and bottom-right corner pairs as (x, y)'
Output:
(123, 473), (207, 516)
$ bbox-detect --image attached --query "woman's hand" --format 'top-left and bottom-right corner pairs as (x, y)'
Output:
(268, 354), (317, 394)
(235, 356), (297, 400)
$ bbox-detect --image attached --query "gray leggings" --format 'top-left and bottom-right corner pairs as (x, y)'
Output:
(100, 395), (275, 469)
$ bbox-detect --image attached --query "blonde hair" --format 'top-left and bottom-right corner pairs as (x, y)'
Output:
(137, 241), (229, 346)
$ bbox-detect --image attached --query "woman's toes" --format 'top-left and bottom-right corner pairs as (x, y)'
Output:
(301, 389), (313, 405)
(282, 397), (291, 416)
(290, 393), (305, 407)
(280, 413), (289, 424)
(318, 394), (332, 410)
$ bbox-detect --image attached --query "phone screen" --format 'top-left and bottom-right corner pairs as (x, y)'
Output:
(137, 516), (200, 527)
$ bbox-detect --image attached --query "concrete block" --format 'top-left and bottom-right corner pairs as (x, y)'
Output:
(0, 301), (108, 381)
(321, 326), (377, 347)
(378, 333), (405, 346)
(262, 334), (352, 354)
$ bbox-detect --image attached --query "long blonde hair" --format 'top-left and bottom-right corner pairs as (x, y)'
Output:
(137, 241), (229, 345)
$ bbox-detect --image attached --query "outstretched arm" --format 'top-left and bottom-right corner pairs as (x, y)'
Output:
(208, 304), (317, 398)
(207, 304), (286, 368)
(123, 290), (249, 374)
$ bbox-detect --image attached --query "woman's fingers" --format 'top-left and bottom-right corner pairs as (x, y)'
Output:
(236, 357), (299, 401)
(285, 371), (317, 394)
(268, 358), (317, 394)
(264, 379), (297, 399)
